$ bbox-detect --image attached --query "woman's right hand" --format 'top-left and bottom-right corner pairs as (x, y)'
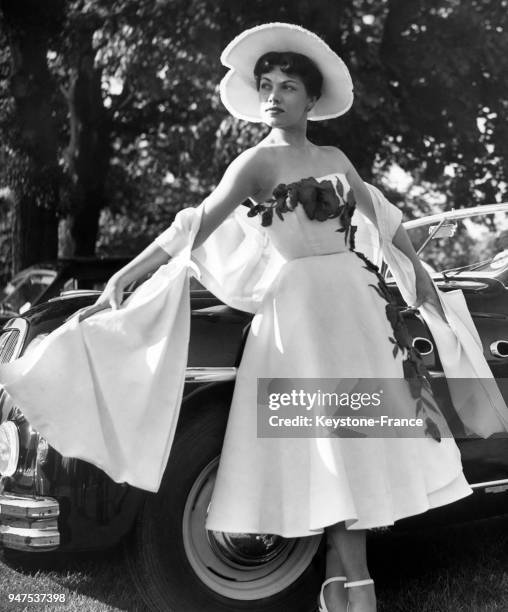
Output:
(75, 235), (174, 324)
(97, 274), (128, 310)
(77, 275), (128, 322)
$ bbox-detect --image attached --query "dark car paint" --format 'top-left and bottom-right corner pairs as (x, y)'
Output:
(0, 258), (132, 328)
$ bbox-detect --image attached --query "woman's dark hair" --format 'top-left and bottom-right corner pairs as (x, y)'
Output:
(253, 51), (323, 99)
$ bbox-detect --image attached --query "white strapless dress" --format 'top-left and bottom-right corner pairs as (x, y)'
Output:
(205, 174), (472, 537)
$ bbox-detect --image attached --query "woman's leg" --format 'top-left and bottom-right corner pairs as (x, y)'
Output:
(320, 532), (348, 611)
(325, 522), (376, 612)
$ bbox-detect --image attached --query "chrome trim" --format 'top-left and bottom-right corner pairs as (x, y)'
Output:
(185, 367), (237, 382)
(427, 370), (445, 378)
(0, 494), (59, 519)
(0, 525), (60, 550)
(471, 312), (508, 320)
(470, 478), (508, 490)
(490, 341), (508, 359)
(0, 421), (19, 476)
(404, 202), (508, 230)
(48, 291), (100, 302)
(416, 219), (446, 256)
(0, 494), (60, 551)
(434, 280), (489, 291)
(412, 337), (434, 356)
(0, 319), (27, 362)
(55, 289), (101, 299)
(483, 484), (508, 494)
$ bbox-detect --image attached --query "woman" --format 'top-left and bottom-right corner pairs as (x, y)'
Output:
(0, 23), (485, 612)
(89, 23), (472, 612)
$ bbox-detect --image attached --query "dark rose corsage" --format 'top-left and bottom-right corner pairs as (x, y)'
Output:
(248, 176), (357, 249)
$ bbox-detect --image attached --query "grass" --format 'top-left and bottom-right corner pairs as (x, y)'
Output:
(370, 515), (508, 611)
(0, 516), (508, 611)
(0, 547), (150, 612)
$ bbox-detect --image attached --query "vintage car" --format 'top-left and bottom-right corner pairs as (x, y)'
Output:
(1, 204), (508, 612)
(0, 257), (130, 327)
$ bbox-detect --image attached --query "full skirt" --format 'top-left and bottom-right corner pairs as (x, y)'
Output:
(205, 251), (472, 537)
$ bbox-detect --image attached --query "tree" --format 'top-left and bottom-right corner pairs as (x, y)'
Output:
(0, 0), (64, 272)
(58, 8), (112, 256)
(0, 0), (507, 274)
(379, 0), (508, 209)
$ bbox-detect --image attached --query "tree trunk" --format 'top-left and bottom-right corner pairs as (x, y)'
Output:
(62, 23), (111, 256)
(0, 0), (62, 270)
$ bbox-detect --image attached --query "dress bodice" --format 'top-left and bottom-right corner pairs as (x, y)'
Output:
(259, 173), (352, 260)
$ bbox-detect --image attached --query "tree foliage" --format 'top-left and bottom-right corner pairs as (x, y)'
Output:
(0, 0), (506, 279)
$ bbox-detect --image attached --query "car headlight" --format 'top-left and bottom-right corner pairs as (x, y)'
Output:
(0, 421), (19, 476)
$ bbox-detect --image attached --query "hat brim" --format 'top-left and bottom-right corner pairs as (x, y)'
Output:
(220, 22), (354, 123)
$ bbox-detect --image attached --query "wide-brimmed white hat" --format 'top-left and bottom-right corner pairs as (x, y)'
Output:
(219, 22), (354, 122)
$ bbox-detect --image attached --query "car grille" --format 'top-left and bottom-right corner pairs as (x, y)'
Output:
(0, 330), (20, 364)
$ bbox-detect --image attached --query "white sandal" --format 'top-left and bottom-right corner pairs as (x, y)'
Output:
(318, 576), (347, 612)
(344, 579), (375, 612)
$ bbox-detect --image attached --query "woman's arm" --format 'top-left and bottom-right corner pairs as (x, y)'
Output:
(89, 149), (263, 312)
(336, 148), (446, 320)
(192, 149), (263, 249)
(391, 224), (446, 318)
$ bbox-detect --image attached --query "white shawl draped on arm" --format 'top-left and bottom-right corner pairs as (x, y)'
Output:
(0, 185), (507, 491)
(367, 185), (508, 436)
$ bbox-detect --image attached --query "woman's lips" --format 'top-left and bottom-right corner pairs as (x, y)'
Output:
(266, 107), (283, 114)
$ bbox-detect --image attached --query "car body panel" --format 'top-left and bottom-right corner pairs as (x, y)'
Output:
(0, 258), (131, 328)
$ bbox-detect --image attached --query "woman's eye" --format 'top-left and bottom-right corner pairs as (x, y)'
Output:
(260, 83), (271, 90)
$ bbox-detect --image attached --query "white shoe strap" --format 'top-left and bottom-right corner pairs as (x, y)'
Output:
(322, 576), (347, 589)
(345, 578), (374, 588)
(320, 576), (347, 608)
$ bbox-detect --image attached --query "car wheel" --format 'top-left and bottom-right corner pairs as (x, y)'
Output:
(125, 394), (324, 612)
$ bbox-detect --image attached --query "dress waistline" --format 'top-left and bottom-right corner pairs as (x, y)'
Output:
(285, 249), (352, 262)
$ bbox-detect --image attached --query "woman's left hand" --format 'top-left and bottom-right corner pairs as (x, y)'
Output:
(413, 269), (447, 322)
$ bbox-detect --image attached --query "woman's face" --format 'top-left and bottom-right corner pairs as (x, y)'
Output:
(258, 67), (316, 128)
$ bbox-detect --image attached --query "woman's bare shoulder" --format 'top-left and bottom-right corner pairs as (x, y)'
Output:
(318, 145), (351, 172)
(212, 146), (277, 204)
(226, 146), (278, 195)
(227, 146), (276, 178)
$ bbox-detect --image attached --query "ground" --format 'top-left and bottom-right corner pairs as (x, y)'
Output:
(0, 515), (507, 611)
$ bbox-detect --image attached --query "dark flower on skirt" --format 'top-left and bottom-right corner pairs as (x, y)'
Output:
(385, 304), (400, 328)
(393, 318), (413, 349)
(403, 359), (423, 398)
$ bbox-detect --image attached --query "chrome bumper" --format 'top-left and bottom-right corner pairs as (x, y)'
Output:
(0, 493), (60, 551)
